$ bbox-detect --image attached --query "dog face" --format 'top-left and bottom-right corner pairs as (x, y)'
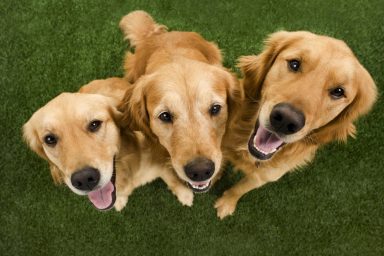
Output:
(239, 31), (377, 161)
(23, 93), (122, 210)
(121, 60), (240, 192)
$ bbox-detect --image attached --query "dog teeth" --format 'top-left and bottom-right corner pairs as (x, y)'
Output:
(255, 145), (276, 155)
(189, 182), (210, 190)
(255, 145), (268, 155)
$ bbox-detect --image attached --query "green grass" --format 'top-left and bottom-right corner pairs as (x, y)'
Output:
(1, 0), (383, 255)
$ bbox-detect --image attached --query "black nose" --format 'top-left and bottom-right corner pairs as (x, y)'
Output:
(184, 157), (215, 182)
(270, 103), (305, 135)
(71, 167), (100, 191)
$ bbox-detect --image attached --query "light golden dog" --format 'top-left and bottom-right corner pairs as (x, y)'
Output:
(23, 78), (193, 211)
(118, 11), (242, 193)
(216, 31), (377, 219)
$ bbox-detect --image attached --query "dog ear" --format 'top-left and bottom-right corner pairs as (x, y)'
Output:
(101, 96), (124, 127)
(23, 120), (46, 160)
(22, 120), (63, 184)
(224, 70), (243, 123)
(78, 77), (130, 127)
(48, 164), (63, 185)
(118, 75), (156, 140)
(311, 63), (377, 144)
(237, 31), (297, 101)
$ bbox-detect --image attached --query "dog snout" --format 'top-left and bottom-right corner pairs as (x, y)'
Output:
(71, 167), (100, 191)
(184, 157), (215, 182)
(270, 103), (305, 135)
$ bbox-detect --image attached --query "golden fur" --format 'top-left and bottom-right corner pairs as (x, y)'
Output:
(23, 78), (193, 211)
(118, 11), (242, 191)
(216, 31), (377, 219)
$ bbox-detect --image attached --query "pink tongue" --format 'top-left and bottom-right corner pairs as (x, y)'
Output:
(254, 124), (283, 153)
(88, 181), (115, 210)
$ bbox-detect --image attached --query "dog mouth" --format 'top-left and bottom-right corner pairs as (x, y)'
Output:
(186, 180), (211, 193)
(87, 157), (117, 211)
(248, 121), (285, 160)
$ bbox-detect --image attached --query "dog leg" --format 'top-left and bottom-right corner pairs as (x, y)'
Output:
(115, 166), (163, 211)
(215, 167), (288, 219)
(114, 186), (134, 211)
(160, 170), (194, 207)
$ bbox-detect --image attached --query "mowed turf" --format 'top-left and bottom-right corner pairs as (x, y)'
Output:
(1, 0), (383, 255)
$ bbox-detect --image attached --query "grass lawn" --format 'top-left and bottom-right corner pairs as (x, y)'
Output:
(1, 0), (383, 255)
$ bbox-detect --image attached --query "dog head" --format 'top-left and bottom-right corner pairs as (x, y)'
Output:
(120, 59), (241, 192)
(23, 92), (123, 210)
(239, 31), (377, 161)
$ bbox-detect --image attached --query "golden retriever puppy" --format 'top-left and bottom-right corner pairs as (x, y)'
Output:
(23, 78), (193, 211)
(216, 31), (377, 219)
(118, 11), (242, 193)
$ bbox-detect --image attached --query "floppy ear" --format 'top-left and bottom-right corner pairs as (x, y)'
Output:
(22, 121), (63, 184)
(99, 96), (124, 127)
(109, 106), (124, 126)
(78, 78), (130, 127)
(238, 31), (297, 101)
(311, 63), (377, 144)
(224, 71), (243, 123)
(118, 76), (156, 140)
(47, 165), (63, 185)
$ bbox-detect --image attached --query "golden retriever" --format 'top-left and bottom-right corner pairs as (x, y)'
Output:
(216, 31), (377, 219)
(23, 78), (193, 211)
(118, 11), (242, 193)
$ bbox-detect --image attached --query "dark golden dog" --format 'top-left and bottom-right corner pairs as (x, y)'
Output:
(119, 11), (242, 193)
(216, 31), (377, 219)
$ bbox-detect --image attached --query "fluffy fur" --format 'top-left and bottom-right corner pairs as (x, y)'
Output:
(216, 31), (377, 219)
(23, 78), (193, 211)
(118, 11), (242, 192)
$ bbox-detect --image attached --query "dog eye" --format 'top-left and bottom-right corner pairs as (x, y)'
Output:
(329, 87), (345, 99)
(287, 59), (301, 72)
(158, 112), (173, 123)
(44, 134), (58, 146)
(209, 104), (222, 116)
(88, 120), (102, 132)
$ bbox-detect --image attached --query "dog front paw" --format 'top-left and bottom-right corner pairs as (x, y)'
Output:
(114, 196), (128, 211)
(175, 186), (194, 207)
(214, 193), (239, 219)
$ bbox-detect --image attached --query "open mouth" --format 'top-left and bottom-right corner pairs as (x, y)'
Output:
(186, 180), (211, 193)
(248, 121), (285, 160)
(87, 157), (117, 211)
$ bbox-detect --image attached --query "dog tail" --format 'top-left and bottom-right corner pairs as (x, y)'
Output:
(119, 10), (167, 47)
